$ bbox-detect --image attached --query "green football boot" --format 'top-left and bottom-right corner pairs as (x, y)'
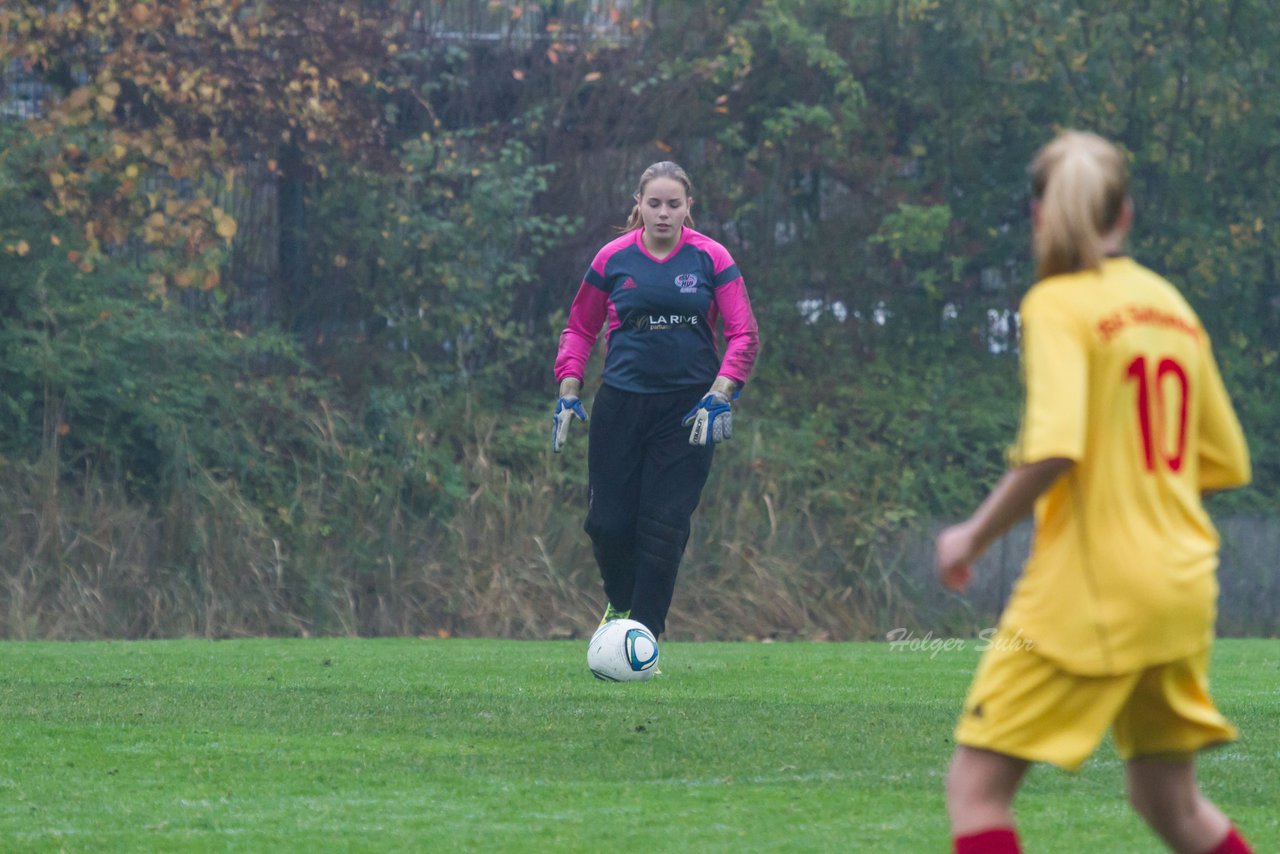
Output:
(598, 602), (630, 628)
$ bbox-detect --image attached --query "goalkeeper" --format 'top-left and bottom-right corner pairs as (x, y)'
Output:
(551, 160), (760, 641)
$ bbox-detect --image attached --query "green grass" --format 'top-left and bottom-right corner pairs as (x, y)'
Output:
(1, 638), (1276, 853)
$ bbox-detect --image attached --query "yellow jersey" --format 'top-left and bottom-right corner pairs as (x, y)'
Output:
(1001, 257), (1251, 675)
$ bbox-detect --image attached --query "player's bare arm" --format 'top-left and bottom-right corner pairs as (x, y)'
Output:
(935, 457), (1073, 592)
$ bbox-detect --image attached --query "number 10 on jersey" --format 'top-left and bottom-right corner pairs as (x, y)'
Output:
(1126, 354), (1189, 473)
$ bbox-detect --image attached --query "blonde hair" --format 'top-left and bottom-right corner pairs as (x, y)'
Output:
(1028, 130), (1128, 280)
(624, 161), (696, 232)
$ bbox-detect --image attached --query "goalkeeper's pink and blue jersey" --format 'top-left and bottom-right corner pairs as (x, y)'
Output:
(555, 227), (760, 393)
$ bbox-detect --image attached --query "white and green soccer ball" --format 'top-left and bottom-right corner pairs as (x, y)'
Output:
(588, 618), (659, 681)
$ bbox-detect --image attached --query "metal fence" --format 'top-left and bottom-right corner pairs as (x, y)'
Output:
(897, 516), (1280, 638)
(405, 0), (640, 44)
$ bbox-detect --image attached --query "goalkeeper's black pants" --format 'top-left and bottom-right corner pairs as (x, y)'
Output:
(584, 383), (715, 638)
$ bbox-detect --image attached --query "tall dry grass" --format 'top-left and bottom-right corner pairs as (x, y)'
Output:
(6, 425), (1274, 642)
(0, 414), (926, 641)
(0, 461), (287, 639)
(672, 427), (923, 641)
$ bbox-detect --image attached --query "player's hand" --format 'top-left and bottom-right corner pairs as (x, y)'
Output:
(682, 390), (733, 446)
(552, 378), (586, 453)
(935, 522), (978, 592)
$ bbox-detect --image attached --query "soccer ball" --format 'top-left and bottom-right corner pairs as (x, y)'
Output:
(587, 618), (659, 681)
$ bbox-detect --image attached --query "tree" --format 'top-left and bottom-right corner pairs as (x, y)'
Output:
(3, 0), (408, 310)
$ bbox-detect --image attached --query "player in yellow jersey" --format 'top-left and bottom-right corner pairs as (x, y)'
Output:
(934, 131), (1254, 854)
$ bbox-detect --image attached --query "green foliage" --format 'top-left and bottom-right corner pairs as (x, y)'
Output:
(305, 134), (573, 399)
(871, 203), (952, 258)
(1, 0), (1278, 640)
(0, 125), (257, 493)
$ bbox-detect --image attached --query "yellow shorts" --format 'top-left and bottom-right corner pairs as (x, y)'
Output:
(954, 632), (1237, 771)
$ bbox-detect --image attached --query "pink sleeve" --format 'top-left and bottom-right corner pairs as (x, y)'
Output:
(554, 280), (608, 383)
(711, 277), (760, 386)
(688, 232), (761, 387)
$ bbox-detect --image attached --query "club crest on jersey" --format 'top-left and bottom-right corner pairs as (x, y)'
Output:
(674, 273), (699, 293)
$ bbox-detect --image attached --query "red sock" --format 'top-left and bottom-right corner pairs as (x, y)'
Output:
(1208, 826), (1253, 854)
(954, 827), (1021, 854)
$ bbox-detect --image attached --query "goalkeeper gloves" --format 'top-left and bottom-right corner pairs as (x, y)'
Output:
(551, 378), (588, 454)
(682, 377), (738, 446)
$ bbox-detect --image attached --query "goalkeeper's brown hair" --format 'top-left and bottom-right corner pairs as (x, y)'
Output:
(1029, 130), (1128, 281)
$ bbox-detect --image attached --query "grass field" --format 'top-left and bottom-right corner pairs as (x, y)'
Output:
(1, 637), (1276, 853)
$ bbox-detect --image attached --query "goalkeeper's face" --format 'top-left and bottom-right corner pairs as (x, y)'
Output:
(635, 177), (691, 243)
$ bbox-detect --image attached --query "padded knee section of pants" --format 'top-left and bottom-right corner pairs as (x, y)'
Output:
(586, 521), (633, 553)
(629, 512), (689, 637)
(635, 513), (688, 568)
